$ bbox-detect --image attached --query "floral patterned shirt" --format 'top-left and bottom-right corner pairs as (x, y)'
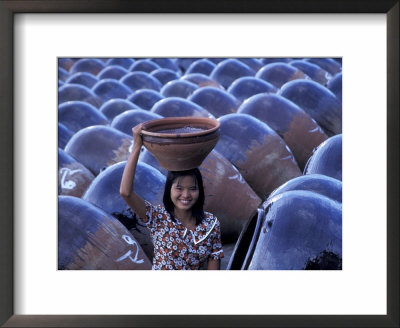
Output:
(142, 200), (224, 270)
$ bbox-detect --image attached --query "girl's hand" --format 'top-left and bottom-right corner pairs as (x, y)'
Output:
(132, 123), (143, 147)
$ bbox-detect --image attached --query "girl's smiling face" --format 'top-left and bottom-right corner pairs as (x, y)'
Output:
(170, 175), (199, 212)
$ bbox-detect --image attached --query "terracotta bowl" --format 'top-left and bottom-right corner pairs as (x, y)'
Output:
(141, 116), (220, 171)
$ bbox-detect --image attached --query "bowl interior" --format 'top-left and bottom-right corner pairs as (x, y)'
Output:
(141, 117), (220, 138)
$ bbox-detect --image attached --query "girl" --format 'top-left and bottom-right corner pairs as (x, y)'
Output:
(120, 123), (224, 270)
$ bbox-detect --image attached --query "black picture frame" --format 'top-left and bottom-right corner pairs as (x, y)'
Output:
(1, 1), (398, 327)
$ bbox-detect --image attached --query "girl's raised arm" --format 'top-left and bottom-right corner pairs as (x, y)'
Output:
(120, 123), (147, 220)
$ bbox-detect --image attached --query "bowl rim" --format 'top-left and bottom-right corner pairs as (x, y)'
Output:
(140, 116), (220, 138)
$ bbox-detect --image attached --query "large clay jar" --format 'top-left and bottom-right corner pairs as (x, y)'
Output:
(58, 123), (74, 149)
(328, 72), (342, 103)
(279, 79), (342, 136)
(268, 173), (342, 203)
(304, 134), (342, 181)
(92, 79), (132, 102)
(83, 161), (165, 216)
(58, 101), (109, 133)
(127, 89), (164, 110)
(99, 98), (139, 121)
(160, 80), (199, 98)
(188, 86), (241, 118)
(106, 58), (135, 69)
(139, 148), (168, 175)
(98, 65), (128, 80)
(141, 116), (220, 171)
(174, 58), (199, 72)
(237, 58), (264, 72)
(208, 58), (225, 65)
(58, 195), (152, 270)
(120, 71), (162, 92)
(65, 72), (99, 88)
(226, 208), (264, 270)
(200, 150), (262, 243)
(150, 58), (180, 73)
(237, 93), (328, 170)
(82, 161), (166, 260)
(305, 58), (342, 76)
(58, 83), (103, 108)
(227, 76), (277, 104)
(210, 58), (256, 89)
(247, 191), (342, 270)
(58, 148), (95, 197)
(227, 174), (342, 270)
(69, 58), (106, 76)
(185, 59), (216, 76)
(58, 58), (76, 72)
(150, 68), (180, 86)
(65, 125), (132, 176)
(151, 97), (214, 118)
(58, 67), (69, 82)
(260, 58), (291, 65)
(180, 73), (223, 89)
(129, 59), (160, 73)
(215, 113), (302, 200)
(256, 62), (308, 89)
(289, 59), (331, 86)
(111, 109), (163, 135)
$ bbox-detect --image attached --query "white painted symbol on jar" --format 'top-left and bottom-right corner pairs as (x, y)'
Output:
(60, 168), (82, 190)
(115, 234), (144, 264)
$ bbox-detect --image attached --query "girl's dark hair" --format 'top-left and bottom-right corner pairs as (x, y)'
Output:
(163, 168), (205, 225)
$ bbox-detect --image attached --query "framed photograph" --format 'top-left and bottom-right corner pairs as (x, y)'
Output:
(1, 0), (398, 327)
